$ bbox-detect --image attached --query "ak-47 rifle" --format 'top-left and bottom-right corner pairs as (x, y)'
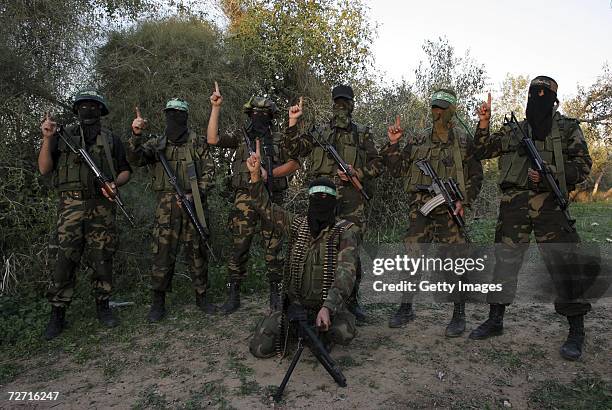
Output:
(273, 303), (347, 402)
(415, 159), (469, 240)
(503, 112), (575, 231)
(157, 151), (210, 243)
(55, 126), (135, 226)
(310, 132), (370, 201)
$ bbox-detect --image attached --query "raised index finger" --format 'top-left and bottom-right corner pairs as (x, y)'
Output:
(395, 115), (401, 127)
(214, 81), (219, 94)
(135, 106), (142, 118)
(255, 138), (261, 158)
(298, 96), (303, 110)
(487, 92), (492, 107)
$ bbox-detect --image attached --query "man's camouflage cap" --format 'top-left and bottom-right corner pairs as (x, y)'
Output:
(73, 89), (109, 116)
(164, 98), (189, 112)
(530, 76), (558, 94)
(431, 88), (457, 109)
(243, 96), (278, 116)
(332, 85), (354, 101)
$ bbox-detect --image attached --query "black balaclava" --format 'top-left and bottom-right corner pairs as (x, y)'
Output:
(332, 98), (353, 130)
(526, 86), (556, 140)
(307, 177), (337, 237)
(165, 109), (189, 144)
(77, 101), (102, 145)
(247, 111), (273, 140)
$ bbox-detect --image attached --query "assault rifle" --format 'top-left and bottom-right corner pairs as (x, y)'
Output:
(504, 112), (575, 231)
(310, 133), (370, 200)
(56, 126), (135, 226)
(157, 151), (210, 244)
(273, 303), (347, 402)
(415, 159), (468, 240)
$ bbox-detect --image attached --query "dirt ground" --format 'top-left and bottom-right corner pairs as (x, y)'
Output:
(1, 296), (610, 410)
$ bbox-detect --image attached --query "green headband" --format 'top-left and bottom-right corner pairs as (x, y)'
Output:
(308, 185), (337, 197)
(431, 90), (457, 106)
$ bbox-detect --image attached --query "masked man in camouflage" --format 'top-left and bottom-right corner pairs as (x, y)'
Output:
(129, 99), (217, 321)
(285, 85), (383, 323)
(244, 149), (358, 358)
(39, 90), (132, 340)
(382, 88), (483, 336)
(207, 83), (300, 314)
(471, 76), (593, 360)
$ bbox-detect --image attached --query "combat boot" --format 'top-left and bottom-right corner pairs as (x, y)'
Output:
(96, 299), (119, 328)
(44, 305), (66, 340)
(348, 302), (367, 325)
(269, 282), (281, 311)
(220, 281), (241, 315)
(388, 303), (416, 328)
(445, 302), (466, 337)
(469, 304), (505, 340)
(195, 291), (217, 314)
(560, 314), (585, 361)
(147, 290), (166, 322)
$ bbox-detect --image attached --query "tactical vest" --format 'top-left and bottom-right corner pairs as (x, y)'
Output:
(231, 131), (288, 192)
(55, 126), (117, 193)
(152, 131), (215, 192)
(310, 123), (369, 176)
(498, 114), (569, 194)
(404, 126), (468, 199)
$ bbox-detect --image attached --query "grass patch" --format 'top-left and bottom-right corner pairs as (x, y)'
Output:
(481, 347), (523, 372)
(132, 384), (168, 409)
(529, 376), (612, 410)
(0, 362), (21, 385)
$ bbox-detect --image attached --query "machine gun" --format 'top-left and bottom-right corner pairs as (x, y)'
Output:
(56, 126), (135, 226)
(273, 303), (347, 402)
(415, 159), (468, 240)
(310, 132), (370, 201)
(504, 112), (575, 231)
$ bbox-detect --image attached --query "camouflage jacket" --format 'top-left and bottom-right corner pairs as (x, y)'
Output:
(249, 180), (359, 313)
(380, 125), (483, 206)
(474, 112), (592, 193)
(284, 121), (383, 181)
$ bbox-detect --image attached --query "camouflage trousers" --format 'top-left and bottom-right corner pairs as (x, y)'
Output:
(150, 192), (209, 294)
(336, 183), (366, 303)
(227, 189), (285, 283)
(47, 193), (116, 307)
(489, 189), (590, 316)
(249, 308), (357, 358)
(399, 197), (468, 304)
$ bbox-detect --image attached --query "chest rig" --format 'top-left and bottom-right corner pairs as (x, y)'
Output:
(310, 123), (368, 176)
(55, 126), (117, 194)
(276, 215), (353, 357)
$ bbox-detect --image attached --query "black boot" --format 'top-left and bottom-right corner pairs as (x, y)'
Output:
(445, 303), (466, 337)
(96, 299), (119, 328)
(469, 304), (505, 340)
(147, 290), (166, 322)
(195, 291), (217, 314)
(269, 282), (281, 311)
(388, 303), (415, 328)
(220, 281), (241, 315)
(348, 301), (367, 325)
(44, 305), (66, 340)
(560, 315), (585, 361)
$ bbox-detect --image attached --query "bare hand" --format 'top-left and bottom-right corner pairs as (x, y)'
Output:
(41, 112), (57, 139)
(132, 106), (147, 135)
(210, 81), (223, 107)
(453, 201), (464, 218)
(387, 115), (403, 143)
(288, 96), (303, 127)
(337, 165), (355, 182)
(101, 182), (117, 201)
(246, 139), (262, 180)
(316, 307), (331, 331)
(528, 168), (541, 184)
(477, 92), (492, 126)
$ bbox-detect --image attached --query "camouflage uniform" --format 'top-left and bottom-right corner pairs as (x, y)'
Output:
(127, 131), (215, 295)
(215, 131), (293, 284)
(248, 180), (359, 358)
(473, 111), (592, 316)
(381, 98), (483, 333)
(47, 125), (130, 306)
